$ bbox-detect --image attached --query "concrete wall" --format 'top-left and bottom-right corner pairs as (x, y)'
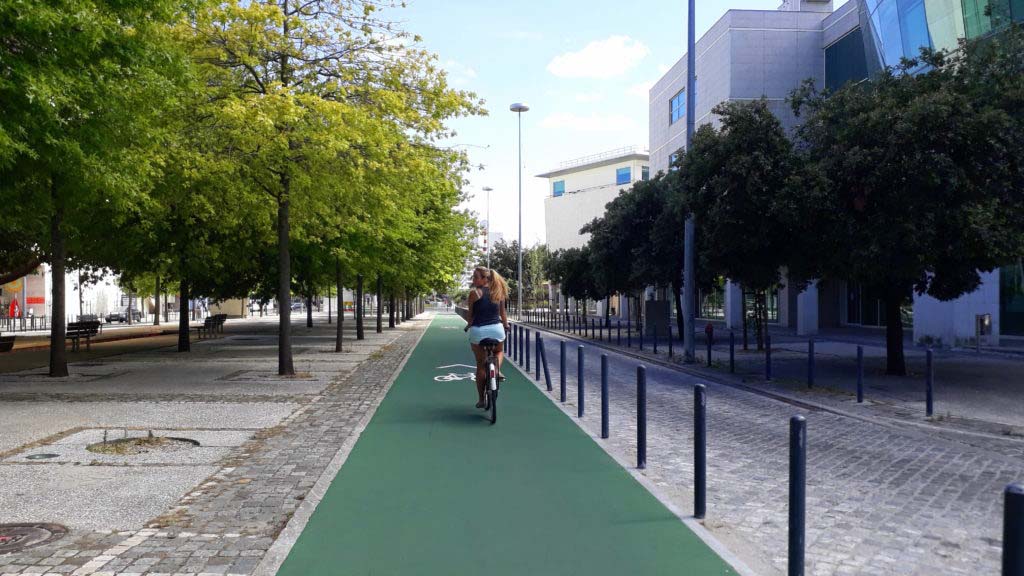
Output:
(913, 271), (1001, 347)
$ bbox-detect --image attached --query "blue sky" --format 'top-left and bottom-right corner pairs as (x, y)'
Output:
(390, 0), (848, 247)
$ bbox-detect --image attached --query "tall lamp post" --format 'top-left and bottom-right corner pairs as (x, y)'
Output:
(483, 186), (493, 269)
(510, 102), (529, 319)
(683, 0), (697, 363)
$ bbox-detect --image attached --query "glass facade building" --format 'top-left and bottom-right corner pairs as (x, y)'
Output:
(862, 0), (1024, 70)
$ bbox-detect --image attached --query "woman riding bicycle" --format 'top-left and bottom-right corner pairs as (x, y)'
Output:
(463, 267), (509, 409)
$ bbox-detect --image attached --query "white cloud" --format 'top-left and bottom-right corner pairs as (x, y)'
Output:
(574, 92), (605, 103)
(443, 59), (478, 87)
(540, 112), (636, 132)
(547, 36), (650, 79)
(627, 80), (654, 98)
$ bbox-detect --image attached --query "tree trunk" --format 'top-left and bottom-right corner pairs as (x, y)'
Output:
(77, 270), (84, 319)
(48, 183), (68, 377)
(328, 286), (332, 324)
(389, 292), (396, 328)
(154, 275), (161, 326)
(335, 260), (343, 353)
(376, 276), (383, 333)
(177, 277), (190, 352)
(741, 291), (749, 351)
(277, 196), (295, 376)
(672, 277), (685, 342)
(885, 289), (907, 376)
(355, 274), (364, 340)
(306, 293), (313, 328)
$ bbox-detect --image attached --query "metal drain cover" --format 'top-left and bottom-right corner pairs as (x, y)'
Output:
(25, 453), (60, 460)
(0, 523), (67, 553)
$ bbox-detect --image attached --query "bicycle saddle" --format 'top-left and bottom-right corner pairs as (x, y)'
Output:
(479, 338), (500, 347)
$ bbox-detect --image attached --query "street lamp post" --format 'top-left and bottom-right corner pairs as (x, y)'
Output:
(482, 186), (493, 269)
(683, 0), (697, 363)
(510, 103), (529, 319)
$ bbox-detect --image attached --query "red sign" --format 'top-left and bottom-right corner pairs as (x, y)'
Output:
(26, 297), (44, 305)
(8, 298), (20, 318)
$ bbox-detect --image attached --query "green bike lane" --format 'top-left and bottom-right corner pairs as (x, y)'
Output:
(277, 314), (738, 575)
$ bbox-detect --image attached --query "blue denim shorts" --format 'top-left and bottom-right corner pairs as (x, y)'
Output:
(469, 323), (507, 345)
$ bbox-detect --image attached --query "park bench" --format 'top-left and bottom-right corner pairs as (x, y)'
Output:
(0, 335), (15, 353)
(213, 313), (227, 334)
(66, 320), (101, 352)
(192, 316), (217, 340)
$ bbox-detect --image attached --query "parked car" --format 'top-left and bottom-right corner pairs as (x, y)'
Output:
(105, 307), (142, 323)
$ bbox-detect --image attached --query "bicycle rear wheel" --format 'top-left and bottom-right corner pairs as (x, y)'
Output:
(489, 389), (497, 424)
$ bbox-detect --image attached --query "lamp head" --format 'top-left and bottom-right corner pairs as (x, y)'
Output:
(509, 103), (530, 113)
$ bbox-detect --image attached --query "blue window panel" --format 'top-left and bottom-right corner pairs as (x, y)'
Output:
(552, 180), (565, 197)
(875, 0), (905, 66)
(670, 90), (685, 124)
(642, 166), (650, 181)
(669, 152), (680, 171)
(616, 167), (631, 185)
(897, 0), (932, 59)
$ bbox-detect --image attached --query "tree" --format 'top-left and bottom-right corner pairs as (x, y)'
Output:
(684, 99), (821, 350)
(791, 39), (1024, 374)
(194, 0), (480, 374)
(0, 0), (195, 376)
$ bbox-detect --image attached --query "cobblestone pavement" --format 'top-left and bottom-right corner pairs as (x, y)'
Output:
(521, 326), (1022, 576)
(0, 314), (426, 576)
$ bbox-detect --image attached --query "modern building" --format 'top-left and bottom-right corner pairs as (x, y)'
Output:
(540, 146), (649, 252)
(540, 146), (650, 316)
(649, 0), (1024, 346)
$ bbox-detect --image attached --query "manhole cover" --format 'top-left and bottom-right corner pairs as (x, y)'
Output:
(87, 436), (200, 456)
(25, 453), (60, 460)
(0, 523), (67, 553)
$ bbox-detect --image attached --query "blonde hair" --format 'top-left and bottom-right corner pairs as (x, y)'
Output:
(474, 267), (508, 304)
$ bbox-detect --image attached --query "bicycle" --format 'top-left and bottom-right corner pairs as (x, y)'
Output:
(479, 338), (500, 424)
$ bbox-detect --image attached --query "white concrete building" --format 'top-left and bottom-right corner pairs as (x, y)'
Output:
(539, 146), (649, 317)
(540, 146), (649, 253)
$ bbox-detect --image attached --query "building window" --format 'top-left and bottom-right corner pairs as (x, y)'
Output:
(670, 89), (685, 124)
(642, 166), (650, 181)
(825, 28), (869, 92)
(616, 167), (631, 186)
(669, 152), (681, 171)
(552, 180), (565, 197)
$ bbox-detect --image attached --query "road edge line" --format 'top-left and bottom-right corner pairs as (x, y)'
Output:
(253, 313), (435, 576)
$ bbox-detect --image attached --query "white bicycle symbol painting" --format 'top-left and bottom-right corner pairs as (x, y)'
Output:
(433, 364), (477, 382)
(434, 372), (476, 382)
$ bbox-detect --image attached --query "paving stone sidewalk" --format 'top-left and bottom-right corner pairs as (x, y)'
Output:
(0, 316), (426, 576)
(525, 328), (1023, 576)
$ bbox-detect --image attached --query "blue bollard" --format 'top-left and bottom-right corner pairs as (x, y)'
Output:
(729, 330), (736, 373)
(856, 345), (864, 403)
(560, 340), (567, 403)
(618, 320), (622, 346)
(639, 323), (644, 351)
(511, 324), (516, 362)
(1005, 483), (1024, 576)
(519, 325), (524, 365)
(627, 321), (632, 348)
(637, 366), (647, 469)
(808, 338), (815, 388)
(601, 354), (609, 439)
(535, 335), (541, 381)
(766, 334), (773, 381)
(541, 336), (552, 392)
(926, 348), (934, 417)
(668, 325), (674, 358)
(578, 345), (585, 418)
(695, 384), (707, 519)
(526, 329), (531, 372)
(789, 415), (806, 576)
(653, 328), (658, 354)
(590, 318), (595, 339)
